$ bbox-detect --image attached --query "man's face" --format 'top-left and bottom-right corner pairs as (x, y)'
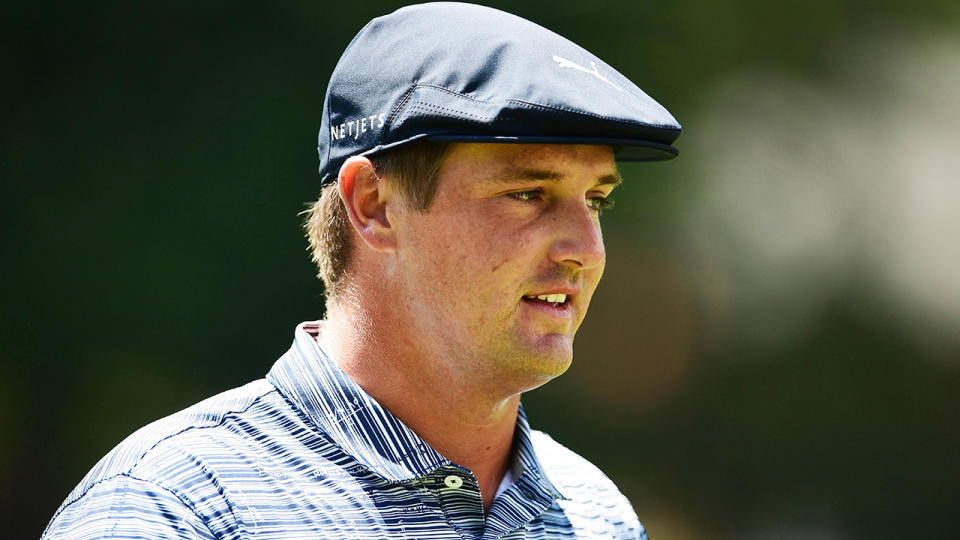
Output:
(390, 143), (619, 392)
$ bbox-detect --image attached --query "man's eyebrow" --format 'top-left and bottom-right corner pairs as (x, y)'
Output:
(596, 173), (623, 187)
(480, 168), (623, 187)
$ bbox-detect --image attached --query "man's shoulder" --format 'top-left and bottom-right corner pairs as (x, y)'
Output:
(530, 429), (648, 538)
(56, 379), (284, 512)
(529, 428), (627, 497)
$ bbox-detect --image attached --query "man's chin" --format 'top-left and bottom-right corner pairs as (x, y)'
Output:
(510, 333), (575, 382)
(532, 331), (574, 354)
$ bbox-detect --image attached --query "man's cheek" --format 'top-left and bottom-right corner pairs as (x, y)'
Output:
(488, 253), (513, 274)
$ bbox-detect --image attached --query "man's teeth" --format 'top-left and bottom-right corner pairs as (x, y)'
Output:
(526, 294), (567, 303)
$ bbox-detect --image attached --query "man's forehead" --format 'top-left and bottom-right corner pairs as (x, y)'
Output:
(444, 143), (621, 186)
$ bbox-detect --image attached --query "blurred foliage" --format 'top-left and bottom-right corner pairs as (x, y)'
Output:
(2, 1), (958, 538)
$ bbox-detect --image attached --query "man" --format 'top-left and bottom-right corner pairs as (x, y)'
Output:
(44, 3), (679, 539)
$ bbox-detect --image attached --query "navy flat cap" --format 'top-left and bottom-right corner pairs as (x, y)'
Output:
(318, 2), (681, 184)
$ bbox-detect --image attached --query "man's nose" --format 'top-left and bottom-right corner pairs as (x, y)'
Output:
(546, 200), (605, 270)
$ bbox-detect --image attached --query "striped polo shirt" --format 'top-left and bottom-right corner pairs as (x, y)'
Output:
(44, 322), (647, 539)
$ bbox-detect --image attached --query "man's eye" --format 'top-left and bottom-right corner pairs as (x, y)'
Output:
(587, 196), (614, 213)
(507, 189), (542, 202)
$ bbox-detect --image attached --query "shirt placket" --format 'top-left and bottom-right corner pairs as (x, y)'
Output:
(427, 465), (486, 540)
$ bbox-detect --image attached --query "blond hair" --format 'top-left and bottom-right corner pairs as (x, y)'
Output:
(303, 142), (451, 300)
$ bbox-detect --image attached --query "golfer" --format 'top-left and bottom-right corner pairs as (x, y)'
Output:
(43, 3), (680, 538)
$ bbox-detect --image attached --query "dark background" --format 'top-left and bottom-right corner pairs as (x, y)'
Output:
(3, 1), (959, 538)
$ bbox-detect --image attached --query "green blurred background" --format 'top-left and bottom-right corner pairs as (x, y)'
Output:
(3, 1), (959, 538)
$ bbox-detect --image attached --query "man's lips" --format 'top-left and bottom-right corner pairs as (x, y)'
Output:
(522, 285), (580, 301)
(520, 296), (574, 319)
(520, 286), (579, 319)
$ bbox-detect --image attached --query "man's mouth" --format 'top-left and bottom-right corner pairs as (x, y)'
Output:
(522, 293), (569, 308)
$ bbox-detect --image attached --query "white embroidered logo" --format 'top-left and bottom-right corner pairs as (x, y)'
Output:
(552, 55), (624, 93)
(329, 113), (387, 143)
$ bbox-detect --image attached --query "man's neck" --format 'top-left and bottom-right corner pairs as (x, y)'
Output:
(318, 303), (519, 515)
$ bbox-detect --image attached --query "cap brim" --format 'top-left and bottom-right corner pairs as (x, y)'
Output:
(323, 133), (678, 184)
(420, 134), (679, 161)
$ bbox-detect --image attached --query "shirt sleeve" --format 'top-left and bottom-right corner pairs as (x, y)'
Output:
(43, 474), (217, 540)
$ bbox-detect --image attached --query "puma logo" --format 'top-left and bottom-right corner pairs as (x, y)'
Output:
(552, 55), (624, 92)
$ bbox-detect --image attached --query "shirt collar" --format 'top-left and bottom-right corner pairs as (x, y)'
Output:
(266, 322), (564, 498)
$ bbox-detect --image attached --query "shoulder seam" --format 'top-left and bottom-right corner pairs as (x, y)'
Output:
(125, 472), (221, 537)
(47, 385), (278, 527)
(42, 472), (221, 538)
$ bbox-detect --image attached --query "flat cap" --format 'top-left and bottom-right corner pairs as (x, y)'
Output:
(318, 2), (680, 184)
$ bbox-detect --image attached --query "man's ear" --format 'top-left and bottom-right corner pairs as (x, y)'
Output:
(338, 156), (396, 252)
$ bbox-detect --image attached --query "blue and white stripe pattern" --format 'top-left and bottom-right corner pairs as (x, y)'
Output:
(44, 322), (647, 539)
